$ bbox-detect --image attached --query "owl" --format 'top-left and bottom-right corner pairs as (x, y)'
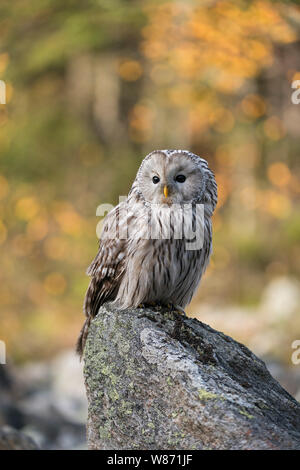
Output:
(77, 149), (217, 356)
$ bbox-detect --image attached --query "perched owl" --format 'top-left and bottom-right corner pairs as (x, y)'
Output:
(77, 149), (217, 356)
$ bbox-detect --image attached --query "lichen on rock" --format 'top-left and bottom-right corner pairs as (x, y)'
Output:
(83, 304), (300, 450)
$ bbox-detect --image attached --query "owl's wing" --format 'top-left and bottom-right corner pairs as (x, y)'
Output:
(76, 204), (128, 356)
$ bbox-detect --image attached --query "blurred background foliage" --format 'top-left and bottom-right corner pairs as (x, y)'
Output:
(0, 0), (300, 363)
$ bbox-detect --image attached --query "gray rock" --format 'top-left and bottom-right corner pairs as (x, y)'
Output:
(83, 304), (300, 450)
(0, 426), (39, 450)
(3, 354), (87, 450)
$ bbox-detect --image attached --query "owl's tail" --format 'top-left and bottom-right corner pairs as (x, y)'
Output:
(76, 316), (91, 360)
(76, 277), (101, 359)
(76, 279), (94, 359)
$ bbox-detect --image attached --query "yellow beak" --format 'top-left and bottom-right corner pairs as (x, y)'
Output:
(163, 185), (169, 198)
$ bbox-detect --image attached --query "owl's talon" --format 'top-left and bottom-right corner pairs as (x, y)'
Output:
(160, 303), (185, 315)
(173, 304), (187, 316)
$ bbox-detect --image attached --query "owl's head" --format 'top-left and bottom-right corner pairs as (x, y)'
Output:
(133, 150), (217, 214)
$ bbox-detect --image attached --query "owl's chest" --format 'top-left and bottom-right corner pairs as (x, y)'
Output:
(135, 237), (202, 306)
(129, 235), (201, 290)
(133, 204), (203, 240)
(119, 217), (211, 308)
(126, 203), (208, 281)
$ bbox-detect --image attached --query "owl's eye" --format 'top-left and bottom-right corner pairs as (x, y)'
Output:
(175, 174), (186, 183)
(152, 176), (160, 184)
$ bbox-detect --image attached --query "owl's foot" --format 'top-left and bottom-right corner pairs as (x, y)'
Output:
(136, 302), (162, 320)
(147, 301), (159, 307)
(170, 304), (187, 316)
(137, 302), (186, 316)
(137, 302), (161, 310)
(160, 303), (187, 316)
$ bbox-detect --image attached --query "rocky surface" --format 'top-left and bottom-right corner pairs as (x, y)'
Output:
(84, 304), (300, 450)
(0, 351), (87, 449)
(0, 426), (39, 450)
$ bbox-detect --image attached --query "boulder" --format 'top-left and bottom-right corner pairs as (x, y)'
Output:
(84, 304), (300, 450)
